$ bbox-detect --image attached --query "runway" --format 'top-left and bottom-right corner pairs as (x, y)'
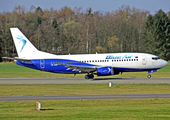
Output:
(0, 77), (170, 84)
(1, 94), (170, 102)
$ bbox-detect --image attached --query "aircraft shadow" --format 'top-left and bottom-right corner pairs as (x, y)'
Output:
(92, 77), (135, 81)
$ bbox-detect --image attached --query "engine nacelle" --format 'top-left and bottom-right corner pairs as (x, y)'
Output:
(97, 67), (119, 76)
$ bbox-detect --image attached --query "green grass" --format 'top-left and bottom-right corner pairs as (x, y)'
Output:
(0, 62), (170, 78)
(0, 84), (170, 96)
(0, 99), (170, 119)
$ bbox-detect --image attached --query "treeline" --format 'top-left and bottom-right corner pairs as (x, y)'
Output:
(0, 5), (170, 61)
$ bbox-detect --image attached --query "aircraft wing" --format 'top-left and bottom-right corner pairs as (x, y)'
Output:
(2, 57), (31, 62)
(61, 64), (97, 73)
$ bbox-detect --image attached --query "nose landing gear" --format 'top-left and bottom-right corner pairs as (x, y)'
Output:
(147, 74), (151, 78)
(85, 74), (94, 79)
(147, 70), (156, 79)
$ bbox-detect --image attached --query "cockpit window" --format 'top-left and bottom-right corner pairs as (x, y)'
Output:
(152, 57), (160, 60)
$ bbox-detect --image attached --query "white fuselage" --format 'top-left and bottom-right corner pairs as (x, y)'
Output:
(23, 51), (168, 72)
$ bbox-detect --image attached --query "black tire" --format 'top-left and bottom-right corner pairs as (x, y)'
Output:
(147, 74), (151, 78)
(89, 74), (94, 79)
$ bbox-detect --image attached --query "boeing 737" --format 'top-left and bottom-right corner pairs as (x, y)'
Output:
(3, 28), (168, 79)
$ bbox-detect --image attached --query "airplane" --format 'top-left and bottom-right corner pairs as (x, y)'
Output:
(3, 28), (168, 79)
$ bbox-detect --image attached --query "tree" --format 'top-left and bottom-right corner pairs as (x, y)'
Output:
(34, 16), (42, 28)
(52, 18), (58, 29)
(142, 10), (170, 60)
(167, 12), (170, 19)
(86, 7), (93, 16)
(95, 45), (106, 53)
(0, 37), (2, 62)
(35, 7), (43, 16)
(0, 5), (163, 61)
(107, 36), (119, 52)
(63, 20), (81, 53)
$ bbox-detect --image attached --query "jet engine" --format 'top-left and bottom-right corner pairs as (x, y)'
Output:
(96, 67), (119, 76)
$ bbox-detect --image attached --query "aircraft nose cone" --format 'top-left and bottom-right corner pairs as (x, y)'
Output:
(165, 61), (168, 66)
(163, 60), (168, 67)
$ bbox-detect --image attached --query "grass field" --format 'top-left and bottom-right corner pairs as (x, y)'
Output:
(0, 62), (170, 78)
(0, 84), (170, 96)
(1, 99), (170, 119)
(1, 84), (170, 119)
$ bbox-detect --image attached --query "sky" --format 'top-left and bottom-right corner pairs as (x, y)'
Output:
(0, 0), (170, 15)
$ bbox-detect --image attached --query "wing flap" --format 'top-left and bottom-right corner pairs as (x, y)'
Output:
(61, 64), (97, 73)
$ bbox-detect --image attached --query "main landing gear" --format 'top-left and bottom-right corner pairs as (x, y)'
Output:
(147, 74), (151, 78)
(85, 74), (94, 79)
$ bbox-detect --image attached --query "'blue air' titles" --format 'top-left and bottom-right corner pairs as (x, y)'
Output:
(106, 55), (133, 59)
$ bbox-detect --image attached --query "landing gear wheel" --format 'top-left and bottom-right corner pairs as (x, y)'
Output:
(89, 74), (94, 79)
(85, 75), (89, 79)
(147, 74), (151, 78)
(85, 74), (94, 79)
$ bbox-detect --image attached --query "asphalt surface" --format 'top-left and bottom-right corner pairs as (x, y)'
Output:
(0, 77), (169, 84)
(1, 94), (170, 102)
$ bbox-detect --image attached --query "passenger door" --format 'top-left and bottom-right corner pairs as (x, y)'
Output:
(40, 59), (45, 69)
(142, 56), (147, 65)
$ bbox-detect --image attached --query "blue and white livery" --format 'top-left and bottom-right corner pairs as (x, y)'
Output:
(3, 28), (168, 79)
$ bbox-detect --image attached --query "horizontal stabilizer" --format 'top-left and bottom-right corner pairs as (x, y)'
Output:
(2, 57), (30, 62)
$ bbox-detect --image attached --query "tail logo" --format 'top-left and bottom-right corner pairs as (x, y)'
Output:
(16, 35), (27, 52)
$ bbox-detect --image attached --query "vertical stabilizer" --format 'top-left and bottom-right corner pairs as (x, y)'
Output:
(10, 28), (38, 58)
